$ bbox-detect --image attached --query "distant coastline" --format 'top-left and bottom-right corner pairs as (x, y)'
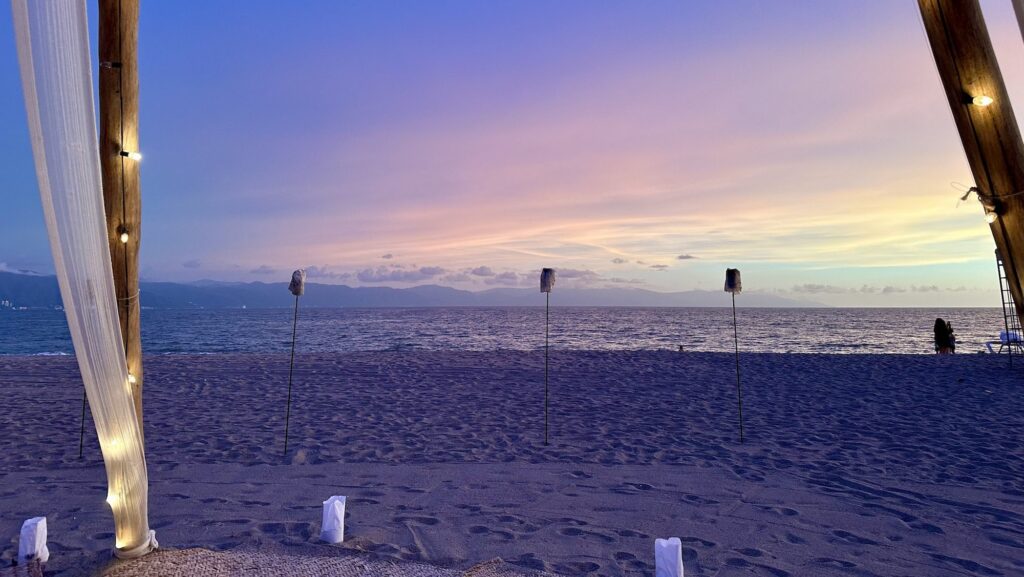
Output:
(0, 271), (819, 309)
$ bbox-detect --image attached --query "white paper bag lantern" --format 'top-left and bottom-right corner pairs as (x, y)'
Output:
(320, 495), (346, 543)
(540, 268), (556, 293)
(724, 268), (741, 294)
(18, 517), (49, 564)
(655, 537), (684, 577)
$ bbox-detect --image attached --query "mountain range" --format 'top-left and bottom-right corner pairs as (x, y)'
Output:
(0, 271), (820, 309)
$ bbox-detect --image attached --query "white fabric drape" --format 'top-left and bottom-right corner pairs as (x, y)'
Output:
(12, 0), (155, 558)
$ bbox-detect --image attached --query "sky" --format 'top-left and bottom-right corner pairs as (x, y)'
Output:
(2, 1), (1024, 306)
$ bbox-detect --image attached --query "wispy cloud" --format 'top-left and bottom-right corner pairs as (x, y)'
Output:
(305, 265), (351, 280)
(356, 266), (447, 283)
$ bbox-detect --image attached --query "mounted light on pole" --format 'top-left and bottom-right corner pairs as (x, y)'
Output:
(972, 95), (994, 107)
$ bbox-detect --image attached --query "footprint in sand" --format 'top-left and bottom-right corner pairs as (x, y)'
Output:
(783, 532), (806, 545)
(756, 505), (798, 517)
(831, 530), (878, 545)
(930, 554), (1001, 576)
(813, 558), (856, 569)
(349, 497), (380, 505)
(557, 527), (615, 543)
(556, 517), (589, 526)
(554, 561), (600, 574)
(394, 515), (440, 526)
(987, 533), (1024, 549)
(614, 529), (649, 539)
(681, 494), (719, 505)
(494, 515), (540, 533)
(679, 536), (717, 548)
(511, 553), (546, 571)
(468, 525), (514, 541)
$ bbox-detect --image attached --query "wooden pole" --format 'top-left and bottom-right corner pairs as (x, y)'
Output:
(544, 292), (549, 446)
(283, 295), (300, 457)
(99, 0), (144, 436)
(919, 0), (1024, 326)
(732, 292), (744, 443)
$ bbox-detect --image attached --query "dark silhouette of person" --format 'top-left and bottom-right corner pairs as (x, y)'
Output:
(934, 317), (954, 354)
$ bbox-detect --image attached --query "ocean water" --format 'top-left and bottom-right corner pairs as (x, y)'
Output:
(0, 307), (1009, 355)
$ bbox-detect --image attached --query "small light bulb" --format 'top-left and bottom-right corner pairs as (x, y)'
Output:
(119, 231), (129, 244)
(985, 210), (998, 223)
(127, 373), (137, 385)
(972, 95), (994, 107)
(120, 150), (142, 161)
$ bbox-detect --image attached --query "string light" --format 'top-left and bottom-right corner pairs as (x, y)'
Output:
(959, 186), (1007, 223)
(118, 226), (129, 244)
(127, 373), (137, 385)
(972, 95), (994, 107)
(119, 150), (142, 161)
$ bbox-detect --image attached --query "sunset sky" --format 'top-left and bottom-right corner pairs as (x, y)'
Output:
(3, 1), (1024, 306)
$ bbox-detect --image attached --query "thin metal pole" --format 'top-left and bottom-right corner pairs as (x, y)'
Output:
(283, 294), (299, 456)
(78, 389), (87, 458)
(732, 292), (744, 443)
(545, 291), (550, 446)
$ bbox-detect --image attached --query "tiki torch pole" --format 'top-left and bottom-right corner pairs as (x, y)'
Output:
(545, 290), (550, 445)
(732, 291), (744, 442)
(540, 268), (556, 445)
(283, 269), (306, 457)
(725, 268), (744, 443)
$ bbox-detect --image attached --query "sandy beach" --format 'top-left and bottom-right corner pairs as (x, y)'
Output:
(1, 351), (1022, 576)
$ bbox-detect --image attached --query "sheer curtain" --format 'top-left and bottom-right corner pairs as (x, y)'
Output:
(13, 0), (155, 558)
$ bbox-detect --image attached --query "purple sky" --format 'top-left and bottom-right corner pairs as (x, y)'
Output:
(2, 1), (1024, 306)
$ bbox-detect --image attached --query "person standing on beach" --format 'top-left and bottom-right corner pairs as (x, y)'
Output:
(934, 318), (954, 354)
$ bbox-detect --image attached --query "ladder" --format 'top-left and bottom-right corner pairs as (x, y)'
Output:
(994, 249), (1024, 362)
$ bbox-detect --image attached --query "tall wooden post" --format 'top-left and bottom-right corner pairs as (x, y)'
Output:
(919, 0), (1024, 324)
(99, 0), (144, 435)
